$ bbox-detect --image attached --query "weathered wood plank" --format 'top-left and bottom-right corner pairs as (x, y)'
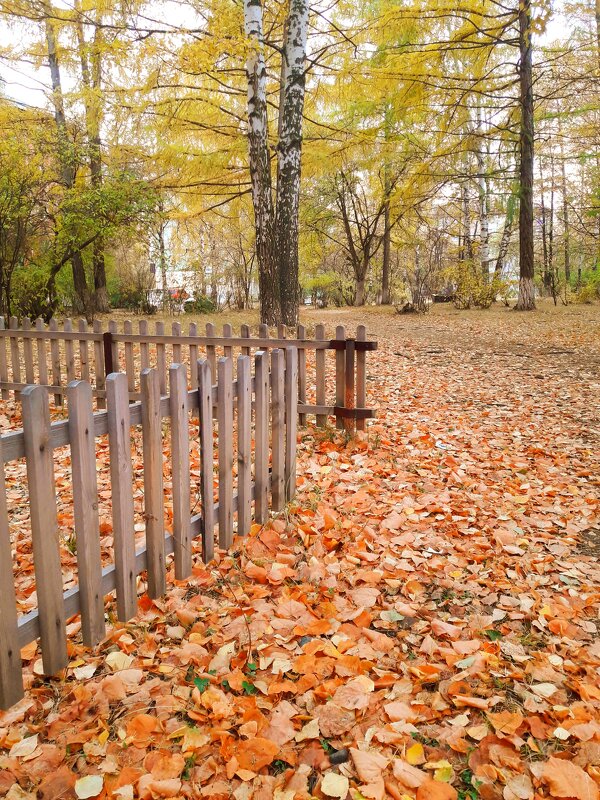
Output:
(22, 318), (35, 384)
(0, 317), (9, 400)
(9, 317), (20, 396)
(344, 337), (356, 435)
(223, 323), (233, 361)
(124, 320), (135, 393)
(205, 322), (216, 375)
(64, 320), (76, 383)
(170, 363), (192, 579)
(21, 386), (68, 674)
(141, 368), (166, 598)
(335, 325), (345, 430)
(49, 318), (62, 406)
(356, 324), (367, 431)
(172, 321), (182, 367)
(106, 373), (137, 621)
(254, 351), (269, 524)
(271, 349), (285, 512)
(108, 320), (119, 373)
(198, 359), (215, 563)
(155, 321), (166, 395)
(93, 320), (105, 409)
(0, 435), (23, 708)
(35, 319), (48, 388)
(297, 324), (306, 426)
(285, 347), (298, 501)
(188, 323), (198, 392)
(315, 323), (326, 427)
(237, 355), (251, 536)
(139, 320), (150, 371)
(217, 357), (233, 548)
(68, 380), (105, 646)
(78, 319), (90, 383)
(241, 324), (250, 356)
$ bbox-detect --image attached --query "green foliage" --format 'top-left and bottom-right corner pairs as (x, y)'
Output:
(574, 270), (600, 304)
(184, 294), (217, 314)
(9, 265), (52, 320)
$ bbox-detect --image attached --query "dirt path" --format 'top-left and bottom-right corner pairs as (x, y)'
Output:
(1, 303), (599, 800)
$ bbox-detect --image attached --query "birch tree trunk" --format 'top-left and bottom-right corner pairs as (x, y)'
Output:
(515, 0), (536, 310)
(276, 0), (309, 326)
(475, 107), (490, 282)
(244, 0), (278, 324)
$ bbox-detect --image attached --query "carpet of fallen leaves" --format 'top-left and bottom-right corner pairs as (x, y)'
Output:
(1, 302), (600, 800)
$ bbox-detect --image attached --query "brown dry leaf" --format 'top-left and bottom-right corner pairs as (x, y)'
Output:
(236, 738), (280, 771)
(541, 757), (599, 800)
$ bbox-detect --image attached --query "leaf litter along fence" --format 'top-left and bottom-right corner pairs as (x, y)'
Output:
(0, 316), (377, 433)
(0, 348), (300, 710)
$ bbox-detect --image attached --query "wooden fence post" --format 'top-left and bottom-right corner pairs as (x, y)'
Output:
(64, 319), (76, 384)
(315, 323), (326, 427)
(68, 380), (105, 646)
(141, 368), (166, 598)
(285, 347), (298, 501)
(198, 359), (215, 562)
(237, 355), (252, 536)
(254, 351), (269, 524)
(188, 323), (198, 393)
(108, 320), (119, 374)
(0, 317), (8, 400)
(49, 318), (62, 406)
(170, 363), (192, 579)
(217, 357), (233, 548)
(241, 324), (251, 356)
(21, 385), (68, 675)
(344, 338), (356, 435)
(271, 349), (285, 512)
(93, 320), (105, 409)
(205, 322), (216, 375)
(22, 318), (34, 384)
(297, 324), (306, 426)
(0, 436), (24, 708)
(335, 325), (345, 430)
(9, 317), (20, 398)
(78, 319), (90, 384)
(35, 318), (48, 390)
(139, 320), (150, 371)
(106, 372), (137, 621)
(172, 321), (182, 367)
(356, 325), (366, 431)
(223, 323), (233, 361)
(124, 320), (135, 395)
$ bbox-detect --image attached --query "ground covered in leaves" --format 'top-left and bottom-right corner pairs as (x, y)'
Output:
(1, 302), (600, 800)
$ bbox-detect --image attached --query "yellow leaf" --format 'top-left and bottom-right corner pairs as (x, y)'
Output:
(406, 742), (425, 765)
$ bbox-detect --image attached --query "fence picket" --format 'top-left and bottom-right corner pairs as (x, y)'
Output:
(9, 317), (20, 395)
(344, 337), (356, 435)
(106, 373), (137, 621)
(296, 324), (306, 426)
(188, 323), (198, 392)
(241, 324), (250, 356)
(108, 320), (119, 374)
(93, 320), (105, 409)
(271, 349), (285, 512)
(64, 320), (76, 383)
(0, 436), (23, 708)
(35, 318), (49, 389)
(222, 323), (233, 361)
(141, 368), (166, 598)
(155, 321), (167, 395)
(285, 347), (298, 501)
(23, 318), (35, 384)
(124, 320), (135, 393)
(217, 358), (233, 548)
(254, 351), (269, 523)
(259, 323), (268, 342)
(335, 325), (345, 430)
(78, 319), (90, 384)
(139, 320), (150, 371)
(205, 322), (216, 375)
(0, 317), (8, 400)
(49, 318), (62, 406)
(68, 380), (105, 646)
(237, 355), (251, 536)
(172, 322), (182, 366)
(21, 386), (68, 674)
(315, 323), (326, 427)
(198, 359), (215, 562)
(170, 363), (192, 579)
(356, 325), (366, 431)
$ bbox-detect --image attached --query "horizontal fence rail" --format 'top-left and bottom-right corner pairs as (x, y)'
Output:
(0, 349), (297, 709)
(0, 317), (376, 433)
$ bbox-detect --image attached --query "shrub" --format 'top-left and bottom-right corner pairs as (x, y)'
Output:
(10, 265), (51, 319)
(184, 294), (216, 314)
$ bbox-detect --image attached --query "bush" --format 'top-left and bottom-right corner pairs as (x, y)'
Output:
(10, 266), (51, 319)
(184, 294), (216, 314)
(110, 286), (156, 314)
(446, 262), (508, 309)
(574, 271), (600, 304)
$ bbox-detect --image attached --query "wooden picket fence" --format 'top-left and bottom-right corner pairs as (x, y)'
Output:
(0, 316), (377, 433)
(0, 348), (298, 710)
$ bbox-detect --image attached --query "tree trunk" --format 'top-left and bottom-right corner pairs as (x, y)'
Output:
(514, 0), (536, 311)
(244, 0), (278, 325)
(44, 6), (93, 320)
(475, 106), (490, 282)
(354, 274), (366, 306)
(276, 0), (309, 326)
(540, 162), (550, 293)
(495, 190), (516, 274)
(559, 133), (570, 283)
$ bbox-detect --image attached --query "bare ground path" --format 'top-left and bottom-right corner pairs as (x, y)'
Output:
(1, 303), (599, 800)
